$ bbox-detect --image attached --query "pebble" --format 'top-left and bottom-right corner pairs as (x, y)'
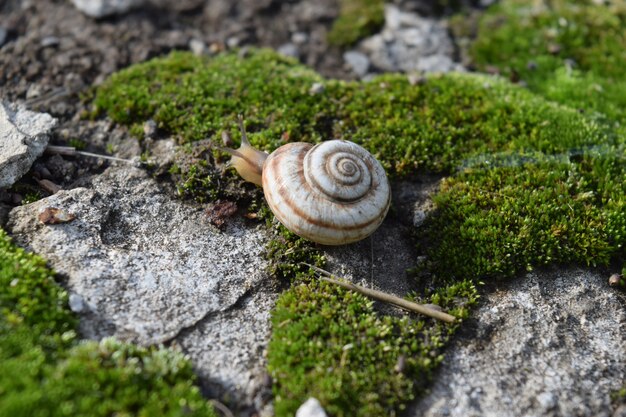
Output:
(277, 42), (299, 58)
(309, 82), (325, 95)
(0, 101), (57, 189)
(143, 119), (157, 138)
(189, 38), (206, 56)
(292, 32), (308, 45)
(69, 293), (86, 313)
(70, 0), (145, 18)
(296, 398), (328, 417)
(343, 50), (370, 77)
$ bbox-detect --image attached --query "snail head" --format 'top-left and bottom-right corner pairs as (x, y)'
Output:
(216, 116), (267, 186)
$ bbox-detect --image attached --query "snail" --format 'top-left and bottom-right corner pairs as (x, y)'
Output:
(217, 118), (391, 245)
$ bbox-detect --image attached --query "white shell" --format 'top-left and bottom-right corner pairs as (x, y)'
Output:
(262, 140), (391, 245)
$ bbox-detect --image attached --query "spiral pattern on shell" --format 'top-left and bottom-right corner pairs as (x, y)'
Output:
(262, 140), (391, 245)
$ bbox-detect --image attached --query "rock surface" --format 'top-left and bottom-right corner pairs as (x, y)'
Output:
(0, 101), (57, 189)
(7, 165), (275, 411)
(409, 268), (626, 417)
(353, 4), (465, 75)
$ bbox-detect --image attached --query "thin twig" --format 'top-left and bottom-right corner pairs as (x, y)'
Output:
(45, 145), (141, 164)
(301, 263), (456, 323)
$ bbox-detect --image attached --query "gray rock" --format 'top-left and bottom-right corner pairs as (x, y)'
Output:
(309, 82), (325, 95)
(343, 51), (370, 77)
(277, 43), (299, 59)
(7, 165), (273, 407)
(359, 5), (465, 74)
(68, 293), (86, 313)
(409, 268), (626, 417)
(179, 285), (278, 411)
(296, 398), (328, 417)
(189, 38), (206, 56)
(70, 0), (145, 18)
(0, 101), (57, 189)
(292, 32), (309, 45)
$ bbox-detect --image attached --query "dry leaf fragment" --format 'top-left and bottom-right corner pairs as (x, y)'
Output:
(205, 200), (238, 228)
(38, 207), (76, 224)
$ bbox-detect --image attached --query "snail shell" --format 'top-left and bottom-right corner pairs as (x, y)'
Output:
(262, 140), (390, 245)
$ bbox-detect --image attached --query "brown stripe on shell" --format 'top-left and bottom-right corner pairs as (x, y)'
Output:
(263, 145), (389, 232)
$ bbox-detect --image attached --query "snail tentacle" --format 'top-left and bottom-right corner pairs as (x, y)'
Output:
(217, 119), (267, 186)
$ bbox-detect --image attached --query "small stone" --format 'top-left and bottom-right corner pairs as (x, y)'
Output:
(189, 38), (206, 56)
(26, 84), (43, 100)
(408, 74), (427, 86)
(143, 119), (157, 138)
(548, 43), (562, 55)
(0, 101), (57, 189)
(40, 36), (60, 48)
(537, 392), (557, 411)
(309, 82), (325, 95)
(413, 210), (427, 228)
(292, 32), (308, 45)
(343, 51), (370, 77)
(296, 398), (328, 417)
(608, 273), (623, 287)
(226, 36), (240, 49)
(277, 43), (299, 58)
(70, 0), (145, 18)
(69, 293), (86, 313)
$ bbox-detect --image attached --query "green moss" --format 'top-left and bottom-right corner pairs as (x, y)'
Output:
(266, 248), (477, 416)
(327, 0), (385, 47)
(0, 228), (75, 338)
(95, 48), (625, 414)
(467, 0), (626, 129)
(423, 147), (625, 281)
(0, 229), (217, 417)
(95, 49), (616, 177)
(613, 386), (626, 406)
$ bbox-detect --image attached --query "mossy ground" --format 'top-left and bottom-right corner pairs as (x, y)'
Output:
(0, 229), (217, 417)
(8, 1), (624, 413)
(92, 42), (625, 415)
(461, 0), (626, 132)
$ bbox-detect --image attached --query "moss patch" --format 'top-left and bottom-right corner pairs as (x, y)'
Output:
(465, 0), (626, 130)
(95, 49), (616, 176)
(327, 0), (385, 47)
(0, 229), (217, 417)
(268, 278), (477, 417)
(423, 147), (625, 282)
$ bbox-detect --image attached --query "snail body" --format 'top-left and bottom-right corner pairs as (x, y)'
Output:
(220, 121), (391, 245)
